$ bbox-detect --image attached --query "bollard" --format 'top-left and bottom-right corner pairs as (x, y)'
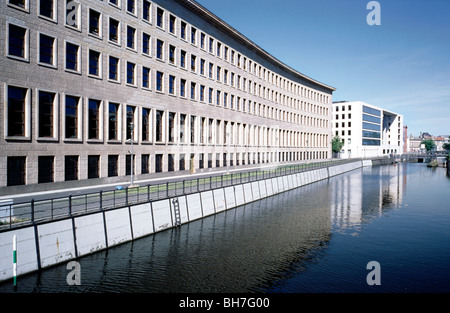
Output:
(13, 235), (17, 287)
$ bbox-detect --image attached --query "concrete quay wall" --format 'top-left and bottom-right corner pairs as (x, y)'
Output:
(0, 160), (370, 282)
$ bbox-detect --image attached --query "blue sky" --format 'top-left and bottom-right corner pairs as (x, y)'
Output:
(196, 0), (450, 136)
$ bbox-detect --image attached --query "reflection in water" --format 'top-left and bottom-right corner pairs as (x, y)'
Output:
(330, 164), (407, 234)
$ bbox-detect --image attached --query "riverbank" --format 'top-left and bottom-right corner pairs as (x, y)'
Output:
(0, 160), (369, 283)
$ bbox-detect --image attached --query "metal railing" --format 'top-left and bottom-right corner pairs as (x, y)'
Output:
(0, 158), (359, 231)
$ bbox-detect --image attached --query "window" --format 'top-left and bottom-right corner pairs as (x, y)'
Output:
(109, 18), (120, 44)
(39, 33), (56, 66)
(190, 116), (196, 143)
(88, 50), (101, 77)
(65, 95), (79, 139)
(180, 79), (186, 97)
(157, 8), (164, 28)
(208, 88), (213, 104)
(127, 26), (136, 50)
(180, 21), (186, 40)
(89, 9), (101, 37)
(200, 85), (205, 102)
(109, 56), (120, 82)
(191, 55), (196, 72)
(126, 105), (136, 140)
(142, 33), (151, 55)
(209, 38), (214, 53)
(217, 66), (221, 81)
(191, 27), (196, 45)
(7, 86), (28, 138)
(142, 154), (150, 174)
(38, 91), (56, 138)
(169, 45), (175, 64)
(7, 157), (26, 186)
(155, 154), (163, 173)
(65, 0), (80, 29)
(127, 0), (135, 15)
(65, 156), (78, 181)
(180, 50), (186, 68)
(217, 42), (221, 57)
(66, 42), (80, 72)
(179, 154), (185, 171)
(126, 61), (136, 85)
(88, 156), (100, 179)
(168, 154), (174, 171)
(200, 33), (205, 49)
(156, 71), (164, 92)
(143, 67), (151, 89)
(190, 82), (196, 100)
(38, 156), (54, 183)
(8, 24), (28, 60)
(142, 108), (151, 141)
(179, 114), (186, 143)
(156, 39), (164, 60)
(155, 110), (164, 142)
(200, 59), (205, 75)
(169, 15), (176, 34)
(168, 112), (175, 143)
(108, 155), (119, 177)
(39, 0), (56, 20)
(88, 99), (101, 140)
(8, 0), (28, 10)
(108, 102), (120, 140)
(209, 63), (213, 78)
(143, 0), (151, 22)
(169, 75), (175, 94)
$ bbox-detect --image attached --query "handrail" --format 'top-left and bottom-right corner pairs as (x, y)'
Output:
(0, 158), (360, 231)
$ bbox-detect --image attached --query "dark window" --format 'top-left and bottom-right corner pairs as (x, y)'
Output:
(127, 26), (135, 49)
(8, 24), (26, 58)
(169, 75), (175, 94)
(108, 155), (118, 177)
(156, 72), (163, 91)
(180, 50), (186, 68)
(88, 99), (101, 139)
(157, 8), (164, 28)
(126, 106), (135, 140)
(142, 154), (150, 174)
(180, 79), (186, 97)
(169, 15), (176, 33)
(126, 155), (135, 176)
(168, 112), (175, 143)
(190, 116), (196, 143)
(9, 0), (26, 8)
(38, 156), (54, 183)
(156, 40), (163, 59)
(65, 156), (78, 181)
(127, 62), (135, 85)
(168, 154), (174, 172)
(143, 1), (151, 21)
(39, 0), (54, 19)
(88, 155), (100, 179)
(143, 33), (150, 54)
(156, 110), (163, 142)
(142, 108), (150, 141)
(181, 22), (186, 39)
(109, 56), (119, 81)
(155, 154), (163, 173)
(66, 42), (79, 71)
(89, 50), (100, 76)
(109, 18), (119, 43)
(179, 114), (186, 143)
(89, 9), (101, 35)
(108, 102), (119, 140)
(143, 67), (150, 88)
(7, 157), (26, 186)
(38, 91), (54, 138)
(199, 153), (204, 169)
(179, 154), (185, 171)
(127, 0), (135, 14)
(65, 95), (79, 139)
(169, 45), (175, 63)
(7, 86), (26, 137)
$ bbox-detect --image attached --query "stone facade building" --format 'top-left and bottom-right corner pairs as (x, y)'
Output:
(1, 0), (335, 194)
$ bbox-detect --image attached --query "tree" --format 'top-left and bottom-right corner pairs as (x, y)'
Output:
(443, 143), (450, 152)
(332, 136), (344, 154)
(421, 139), (436, 152)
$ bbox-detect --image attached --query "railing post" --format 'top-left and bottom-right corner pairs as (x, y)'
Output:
(69, 195), (72, 216)
(100, 191), (103, 211)
(31, 199), (35, 223)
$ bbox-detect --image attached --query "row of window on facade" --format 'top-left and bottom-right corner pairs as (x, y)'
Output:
(6, 21), (330, 124)
(6, 0), (331, 108)
(5, 85), (330, 147)
(6, 149), (329, 187)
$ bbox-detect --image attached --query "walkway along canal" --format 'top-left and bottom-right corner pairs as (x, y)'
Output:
(0, 159), (369, 283)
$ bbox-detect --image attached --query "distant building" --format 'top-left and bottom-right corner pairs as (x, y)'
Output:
(332, 101), (404, 158)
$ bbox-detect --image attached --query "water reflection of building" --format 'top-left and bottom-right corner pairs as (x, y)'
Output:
(330, 164), (407, 232)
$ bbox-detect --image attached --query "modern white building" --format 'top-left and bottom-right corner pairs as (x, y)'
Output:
(332, 101), (404, 158)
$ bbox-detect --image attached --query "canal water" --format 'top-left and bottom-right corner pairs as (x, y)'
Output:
(1, 163), (449, 293)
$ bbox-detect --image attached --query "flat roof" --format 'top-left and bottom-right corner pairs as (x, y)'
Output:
(177, 0), (336, 93)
